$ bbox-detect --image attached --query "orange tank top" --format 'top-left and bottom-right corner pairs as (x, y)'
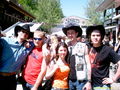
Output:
(52, 64), (70, 89)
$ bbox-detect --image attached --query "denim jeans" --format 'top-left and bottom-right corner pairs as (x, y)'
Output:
(69, 80), (87, 90)
(92, 84), (111, 90)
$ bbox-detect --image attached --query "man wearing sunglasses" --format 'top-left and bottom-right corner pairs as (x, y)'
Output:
(22, 30), (47, 90)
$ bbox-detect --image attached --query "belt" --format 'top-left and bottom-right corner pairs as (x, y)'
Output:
(70, 79), (87, 82)
(78, 80), (87, 82)
(0, 72), (16, 76)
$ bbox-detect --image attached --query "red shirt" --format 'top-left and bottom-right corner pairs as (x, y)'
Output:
(23, 47), (43, 85)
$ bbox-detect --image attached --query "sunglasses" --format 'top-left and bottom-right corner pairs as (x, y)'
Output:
(34, 38), (42, 41)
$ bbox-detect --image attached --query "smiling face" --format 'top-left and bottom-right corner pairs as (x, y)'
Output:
(90, 30), (102, 47)
(58, 46), (68, 60)
(56, 42), (68, 60)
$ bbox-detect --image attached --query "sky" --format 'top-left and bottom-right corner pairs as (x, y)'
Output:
(60, 0), (88, 19)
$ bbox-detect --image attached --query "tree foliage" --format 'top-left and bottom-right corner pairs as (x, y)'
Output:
(85, 0), (104, 25)
(18, 0), (37, 14)
(36, 0), (64, 32)
(18, 0), (64, 33)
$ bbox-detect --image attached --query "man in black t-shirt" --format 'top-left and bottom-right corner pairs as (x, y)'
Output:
(86, 25), (120, 90)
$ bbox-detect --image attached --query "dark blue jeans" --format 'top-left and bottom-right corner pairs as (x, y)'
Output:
(0, 74), (17, 90)
(69, 80), (87, 90)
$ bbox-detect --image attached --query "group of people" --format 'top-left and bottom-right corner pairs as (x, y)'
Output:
(0, 23), (120, 90)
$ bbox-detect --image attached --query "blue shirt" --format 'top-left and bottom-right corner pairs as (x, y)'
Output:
(0, 37), (34, 73)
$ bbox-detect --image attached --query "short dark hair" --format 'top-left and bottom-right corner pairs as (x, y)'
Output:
(86, 25), (105, 41)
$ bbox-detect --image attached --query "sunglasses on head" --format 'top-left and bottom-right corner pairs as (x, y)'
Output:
(34, 38), (42, 41)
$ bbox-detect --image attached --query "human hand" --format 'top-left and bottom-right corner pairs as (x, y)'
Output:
(43, 48), (51, 57)
(43, 50), (51, 63)
(82, 82), (91, 90)
(42, 43), (51, 55)
(24, 42), (31, 48)
(102, 77), (114, 84)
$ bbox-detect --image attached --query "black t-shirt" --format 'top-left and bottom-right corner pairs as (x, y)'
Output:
(90, 45), (120, 86)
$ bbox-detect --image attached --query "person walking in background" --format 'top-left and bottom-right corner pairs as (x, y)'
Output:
(62, 23), (92, 90)
(86, 25), (120, 90)
(0, 25), (34, 90)
(103, 35), (110, 46)
(22, 30), (47, 90)
(114, 32), (120, 55)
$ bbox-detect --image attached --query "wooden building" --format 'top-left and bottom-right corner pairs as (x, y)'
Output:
(0, 0), (35, 30)
(96, 0), (120, 45)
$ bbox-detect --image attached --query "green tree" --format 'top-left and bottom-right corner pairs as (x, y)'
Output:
(18, 0), (37, 14)
(85, 0), (104, 25)
(35, 0), (64, 33)
(18, 0), (64, 33)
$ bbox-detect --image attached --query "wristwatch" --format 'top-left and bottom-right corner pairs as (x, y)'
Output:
(87, 79), (91, 83)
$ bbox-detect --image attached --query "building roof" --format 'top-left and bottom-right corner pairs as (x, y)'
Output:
(6, 0), (35, 19)
(96, 0), (120, 11)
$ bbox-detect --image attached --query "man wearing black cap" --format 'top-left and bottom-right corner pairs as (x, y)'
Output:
(0, 25), (34, 90)
(62, 23), (92, 90)
(86, 25), (120, 90)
